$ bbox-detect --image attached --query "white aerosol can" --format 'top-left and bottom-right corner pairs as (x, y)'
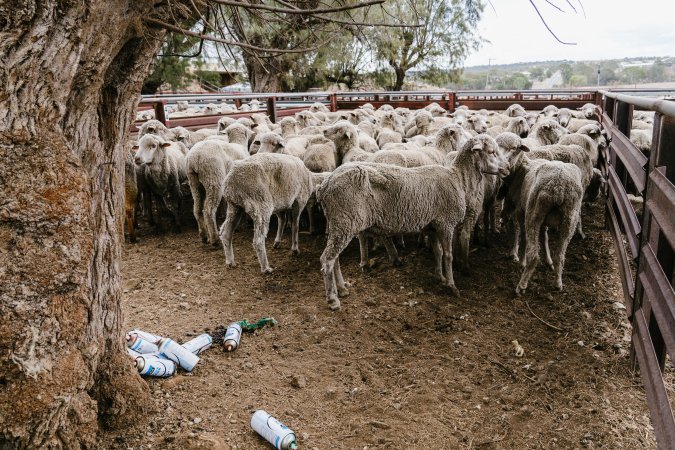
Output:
(129, 329), (162, 344)
(126, 334), (159, 354)
(182, 333), (213, 355)
(135, 355), (176, 377)
(251, 410), (298, 450)
(223, 322), (242, 352)
(127, 347), (142, 359)
(158, 338), (199, 371)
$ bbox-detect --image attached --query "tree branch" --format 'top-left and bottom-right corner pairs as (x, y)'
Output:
(528, 0), (576, 45)
(207, 0), (385, 15)
(143, 17), (321, 54)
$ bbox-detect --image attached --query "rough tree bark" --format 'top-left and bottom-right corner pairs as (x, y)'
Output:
(243, 54), (281, 93)
(392, 66), (407, 91)
(0, 1), (192, 447)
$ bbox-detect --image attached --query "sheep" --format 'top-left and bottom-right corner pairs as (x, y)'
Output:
(523, 113), (540, 128)
(376, 128), (403, 147)
(185, 140), (238, 245)
(423, 103), (446, 116)
(176, 100), (189, 111)
(357, 120), (377, 138)
(133, 134), (186, 231)
(315, 134), (507, 310)
(631, 119), (652, 130)
(487, 116), (529, 138)
(224, 123), (250, 155)
(218, 117), (237, 133)
(577, 103), (597, 119)
(138, 119), (174, 141)
(630, 129), (652, 156)
(496, 133), (584, 293)
(505, 104), (526, 117)
(279, 117), (299, 137)
(566, 117), (600, 133)
(484, 111), (510, 128)
(522, 119), (567, 149)
(462, 114), (488, 135)
(124, 151), (139, 243)
(541, 105), (559, 118)
(436, 124), (471, 159)
(219, 153), (314, 273)
(257, 133), (287, 155)
(202, 103), (219, 115)
(172, 126), (216, 149)
(296, 111), (320, 129)
(303, 137), (338, 173)
(404, 110), (434, 138)
(323, 121), (371, 164)
(358, 130), (379, 153)
(554, 108), (574, 127)
(310, 102), (330, 114)
(558, 124), (606, 166)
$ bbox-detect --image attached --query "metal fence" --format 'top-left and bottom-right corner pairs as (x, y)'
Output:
(598, 90), (675, 449)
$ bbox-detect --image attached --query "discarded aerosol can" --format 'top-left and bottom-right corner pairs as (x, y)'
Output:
(223, 322), (242, 352)
(135, 355), (176, 377)
(251, 410), (298, 450)
(126, 333), (159, 354)
(127, 347), (142, 359)
(158, 338), (199, 371)
(129, 329), (162, 344)
(182, 333), (213, 355)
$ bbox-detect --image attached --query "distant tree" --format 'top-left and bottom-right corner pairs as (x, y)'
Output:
(545, 68), (553, 78)
(530, 67), (544, 81)
(370, 0), (484, 91)
(569, 74), (587, 87)
(621, 66), (648, 84)
(142, 35), (200, 94)
(559, 63), (573, 85)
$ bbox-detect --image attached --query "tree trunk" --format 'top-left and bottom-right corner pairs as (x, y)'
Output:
(392, 66), (407, 91)
(0, 1), (191, 447)
(243, 54), (281, 93)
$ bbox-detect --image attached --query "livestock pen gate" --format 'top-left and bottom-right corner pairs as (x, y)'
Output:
(135, 89), (675, 448)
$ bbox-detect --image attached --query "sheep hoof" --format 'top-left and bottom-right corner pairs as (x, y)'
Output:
(393, 258), (403, 268)
(261, 267), (274, 274)
(201, 236), (208, 244)
(273, 241), (281, 249)
(435, 273), (447, 283)
(226, 262), (238, 268)
(291, 248), (300, 256)
(515, 285), (526, 296)
(338, 287), (350, 297)
(547, 263), (554, 272)
(511, 255), (520, 263)
(328, 298), (341, 311)
(448, 285), (460, 297)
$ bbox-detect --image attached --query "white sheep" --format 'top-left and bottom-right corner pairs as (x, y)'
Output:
(462, 114), (488, 135)
(487, 116), (530, 138)
(219, 153), (314, 272)
(522, 119), (568, 149)
(505, 104), (526, 117)
(138, 119), (174, 141)
(303, 137), (338, 173)
(315, 134), (507, 310)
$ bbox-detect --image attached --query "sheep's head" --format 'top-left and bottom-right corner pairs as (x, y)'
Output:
(462, 134), (508, 177)
(523, 113), (540, 128)
(378, 104), (394, 112)
(279, 117), (297, 134)
(505, 104), (526, 117)
(578, 103), (597, 119)
(361, 103), (374, 110)
(257, 132), (285, 153)
(585, 168), (606, 202)
(541, 105), (559, 118)
(555, 108), (575, 127)
(225, 123), (250, 146)
(435, 124), (465, 153)
(172, 126), (190, 143)
(250, 113), (268, 125)
(508, 117), (530, 138)
(495, 132), (531, 176)
(203, 103), (218, 115)
(466, 114), (488, 134)
(323, 121), (357, 147)
(133, 134), (172, 165)
(536, 119), (568, 144)
(218, 117), (236, 133)
(577, 123), (608, 149)
(415, 111), (434, 127)
(237, 117), (254, 129)
(139, 119), (168, 137)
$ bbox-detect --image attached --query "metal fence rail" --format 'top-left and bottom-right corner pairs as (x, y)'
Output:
(599, 90), (675, 450)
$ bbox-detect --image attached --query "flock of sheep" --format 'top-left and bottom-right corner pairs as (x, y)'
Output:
(127, 99), (654, 310)
(135, 99), (265, 121)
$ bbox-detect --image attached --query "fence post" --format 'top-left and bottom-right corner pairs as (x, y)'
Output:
(447, 92), (456, 113)
(267, 96), (277, 124)
(330, 93), (338, 112)
(155, 100), (168, 127)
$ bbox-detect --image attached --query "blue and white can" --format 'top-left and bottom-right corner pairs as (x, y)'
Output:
(126, 334), (159, 354)
(182, 333), (213, 355)
(223, 322), (242, 352)
(135, 355), (176, 377)
(251, 410), (298, 450)
(158, 338), (199, 371)
(130, 329), (162, 344)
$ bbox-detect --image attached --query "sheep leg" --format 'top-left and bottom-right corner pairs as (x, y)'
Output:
(202, 186), (224, 247)
(219, 203), (243, 268)
(552, 212), (577, 291)
(431, 234), (446, 283)
(383, 237), (402, 267)
(458, 214), (476, 275)
(516, 209), (545, 295)
(307, 203), (316, 234)
(125, 202), (137, 244)
(543, 227), (553, 269)
(253, 213), (273, 273)
(334, 257), (350, 297)
(143, 189), (155, 226)
(273, 212), (287, 249)
(437, 226), (459, 297)
(321, 234), (352, 310)
(576, 212), (586, 239)
(358, 233), (370, 272)
(396, 234), (406, 249)
(188, 174), (207, 243)
(290, 203), (303, 255)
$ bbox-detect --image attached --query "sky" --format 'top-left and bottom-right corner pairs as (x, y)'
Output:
(463, 0), (675, 67)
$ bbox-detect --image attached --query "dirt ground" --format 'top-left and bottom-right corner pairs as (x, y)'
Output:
(101, 200), (661, 450)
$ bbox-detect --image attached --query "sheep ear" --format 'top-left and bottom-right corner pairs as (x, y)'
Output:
(160, 142), (172, 148)
(471, 141), (483, 152)
(132, 145), (139, 150)
(519, 144), (531, 152)
(345, 130), (352, 139)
